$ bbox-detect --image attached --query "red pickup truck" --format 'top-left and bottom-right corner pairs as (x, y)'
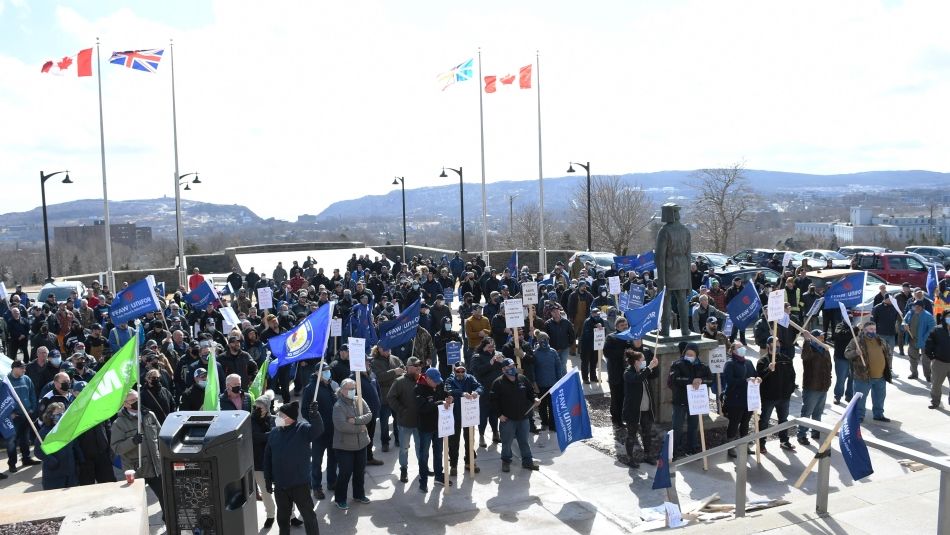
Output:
(851, 252), (945, 287)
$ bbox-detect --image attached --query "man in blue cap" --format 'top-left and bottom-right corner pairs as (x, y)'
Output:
(415, 367), (452, 492)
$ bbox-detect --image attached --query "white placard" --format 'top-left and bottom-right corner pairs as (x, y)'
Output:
(438, 404), (455, 438)
(664, 502), (686, 528)
(461, 396), (480, 428)
(708, 345), (727, 374)
(0, 282), (8, 301)
(521, 281), (539, 305)
(607, 276), (621, 296)
(593, 327), (606, 351)
(504, 299), (525, 328)
(220, 306), (240, 332)
(257, 287), (273, 310)
(393, 301), (400, 316)
(781, 251), (794, 267)
(330, 317), (342, 337)
(747, 381), (762, 412)
(348, 337), (367, 371)
(767, 289), (785, 321)
(687, 384), (711, 415)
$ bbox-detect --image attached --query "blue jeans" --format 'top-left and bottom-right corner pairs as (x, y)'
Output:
(333, 447), (367, 504)
(797, 390), (827, 439)
(6, 415), (31, 467)
(397, 425), (420, 471)
(671, 405), (699, 455)
(879, 335), (896, 353)
(760, 398), (791, 444)
(499, 417), (533, 466)
(311, 434), (336, 491)
(852, 378), (886, 420)
(834, 358), (853, 401)
(417, 431), (444, 480)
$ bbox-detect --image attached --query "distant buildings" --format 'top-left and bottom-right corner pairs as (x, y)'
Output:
(53, 220), (152, 249)
(795, 206), (950, 244)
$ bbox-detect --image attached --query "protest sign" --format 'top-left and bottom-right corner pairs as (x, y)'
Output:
(438, 404), (455, 438)
(687, 384), (711, 416)
(348, 337), (366, 371)
(461, 397), (480, 428)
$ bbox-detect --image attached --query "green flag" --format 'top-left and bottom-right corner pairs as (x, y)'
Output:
(41, 334), (138, 455)
(203, 350), (220, 411)
(248, 357), (271, 402)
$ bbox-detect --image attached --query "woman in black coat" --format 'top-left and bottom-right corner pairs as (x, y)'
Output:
(722, 342), (759, 458)
(621, 349), (659, 467)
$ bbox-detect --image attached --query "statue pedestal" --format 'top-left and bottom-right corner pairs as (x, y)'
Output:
(643, 334), (722, 424)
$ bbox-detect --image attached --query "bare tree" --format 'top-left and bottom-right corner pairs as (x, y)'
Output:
(510, 203), (559, 250)
(686, 164), (756, 252)
(569, 175), (655, 255)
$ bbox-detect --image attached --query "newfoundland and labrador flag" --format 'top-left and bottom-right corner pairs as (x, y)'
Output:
(839, 392), (874, 481)
(548, 369), (592, 452)
(268, 302), (335, 378)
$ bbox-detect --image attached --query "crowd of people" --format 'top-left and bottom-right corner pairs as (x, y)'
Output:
(3, 250), (949, 534)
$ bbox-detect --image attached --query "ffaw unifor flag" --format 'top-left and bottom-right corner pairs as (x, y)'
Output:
(41, 48), (93, 77)
(484, 64), (532, 93)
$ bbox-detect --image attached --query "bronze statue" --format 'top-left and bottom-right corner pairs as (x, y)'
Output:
(655, 203), (691, 337)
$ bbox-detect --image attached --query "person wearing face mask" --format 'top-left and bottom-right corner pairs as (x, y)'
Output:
(140, 369), (177, 424)
(603, 318), (634, 425)
(111, 390), (164, 514)
(903, 299), (936, 381)
(490, 358), (540, 473)
(532, 332), (565, 431)
(264, 400), (323, 534)
(388, 357), (424, 482)
(756, 337), (797, 452)
(722, 342), (759, 458)
(470, 338), (504, 447)
(74, 384), (117, 486)
(445, 364), (483, 474)
(6, 360), (40, 475)
(797, 330), (833, 445)
(622, 350), (660, 467)
(846, 320), (893, 423)
(38, 371), (74, 416)
(669, 343), (713, 458)
(301, 366), (339, 500)
(430, 294), (451, 330)
(458, 291), (476, 325)
(414, 368), (453, 491)
(251, 391), (277, 529)
(433, 317), (463, 379)
(331, 379), (373, 510)
(219, 373), (253, 411)
(483, 291), (502, 321)
(180, 368), (209, 411)
(187, 343), (225, 391)
(580, 307), (607, 384)
(591, 287), (615, 313)
(924, 310), (950, 409)
(34, 402), (77, 489)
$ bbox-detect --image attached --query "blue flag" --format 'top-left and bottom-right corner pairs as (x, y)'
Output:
(726, 283), (762, 331)
(155, 281), (166, 298)
(839, 393), (874, 481)
(268, 302), (335, 378)
(185, 279), (220, 311)
(349, 302), (378, 350)
(549, 370), (592, 451)
(926, 263), (939, 300)
(823, 272), (866, 310)
(0, 376), (17, 440)
(507, 250), (519, 275)
(652, 430), (673, 489)
(109, 275), (162, 327)
(617, 288), (665, 341)
(633, 251), (656, 274)
(377, 298), (421, 349)
(614, 255), (639, 271)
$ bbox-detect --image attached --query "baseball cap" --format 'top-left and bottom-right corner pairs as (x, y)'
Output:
(424, 368), (443, 384)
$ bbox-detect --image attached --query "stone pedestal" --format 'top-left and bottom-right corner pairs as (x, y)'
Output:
(0, 480), (148, 534)
(643, 334), (721, 424)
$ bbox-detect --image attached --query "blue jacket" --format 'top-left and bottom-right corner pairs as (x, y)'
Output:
(904, 308), (936, 349)
(449, 257), (465, 279)
(263, 417), (324, 490)
(301, 374), (337, 441)
(108, 326), (133, 353)
(445, 373), (483, 417)
(36, 425), (80, 490)
(6, 372), (37, 415)
(355, 372), (380, 417)
(532, 344), (564, 387)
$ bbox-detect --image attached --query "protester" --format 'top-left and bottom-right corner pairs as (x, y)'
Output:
(757, 336), (797, 452)
(846, 321), (893, 422)
(35, 402), (77, 489)
(251, 391), (277, 528)
(903, 300), (936, 381)
(6, 360), (40, 474)
(301, 366), (338, 499)
(490, 358), (540, 472)
(669, 343), (712, 457)
(331, 379), (372, 510)
(111, 390), (164, 514)
(219, 373), (253, 411)
(470, 337), (504, 447)
(798, 330), (832, 445)
(925, 310), (950, 409)
(445, 364), (483, 474)
(722, 341), (758, 459)
(415, 367), (452, 491)
(386, 356), (422, 484)
(532, 331), (565, 431)
(369, 344), (404, 454)
(622, 350), (659, 467)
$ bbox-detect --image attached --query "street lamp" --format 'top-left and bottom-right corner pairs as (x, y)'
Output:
(392, 177), (407, 262)
(40, 170), (73, 283)
(440, 167), (465, 252)
(567, 161), (591, 251)
(175, 172), (199, 287)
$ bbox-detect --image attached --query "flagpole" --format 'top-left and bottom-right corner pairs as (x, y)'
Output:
(536, 50), (547, 275)
(3, 376), (42, 443)
(477, 48), (488, 261)
(134, 321), (142, 469)
(95, 38), (115, 291)
(171, 38), (186, 289)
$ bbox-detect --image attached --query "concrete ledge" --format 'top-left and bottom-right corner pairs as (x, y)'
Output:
(0, 480), (148, 534)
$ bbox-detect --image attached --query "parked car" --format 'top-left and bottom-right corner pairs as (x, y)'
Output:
(850, 252), (945, 288)
(37, 281), (87, 305)
(802, 269), (899, 324)
(800, 249), (851, 269)
(837, 245), (889, 257)
(730, 249), (783, 267)
(710, 266), (781, 288)
(692, 252), (731, 270)
(568, 251), (617, 271)
(905, 246), (950, 269)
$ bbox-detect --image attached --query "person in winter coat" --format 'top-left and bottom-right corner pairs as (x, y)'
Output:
(490, 358), (540, 473)
(219, 373), (253, 412)
(445, 364), (483, 474)
(532, 331), (565, 430)
(903, 300), (936, 381)
(845, 321), (893, 423)
(832, 318), (856, 404)
(603, 317), (633, 424)
(75, 417), (116, 485)
(722, 342), (758, 458)
(140, 369), (177, 424)
(579, 307), (607, 383)
(925, 310), (950, 409)
(264, 400), (323, 535)
(797, 330), (833, 445)
(622, 349), (659, 467)
(756, 337), (797, 452)
(301, 368), (338, 499)
(433, 317), (464, 379)
(111, 390), (164, 513)
(35, 402), (79, 489)
(469, 337), (504, 446)
(386, 357), (423, 484)
(331, 379), (373, 510)
(369, 344), (405, 454)
(414, 368), (452, 491)
(668, 342), (713, 457)
(251, 391), (277, 528)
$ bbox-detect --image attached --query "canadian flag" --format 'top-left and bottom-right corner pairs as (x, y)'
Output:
(484, 64), (532, 93)
(41, 48), (93, 77)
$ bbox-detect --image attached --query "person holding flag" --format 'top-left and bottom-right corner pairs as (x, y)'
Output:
(110, 390), (164, 513)
(5, 360), (40, 474)
(34, 402), (77, 489)
(845, 321), (893, 423)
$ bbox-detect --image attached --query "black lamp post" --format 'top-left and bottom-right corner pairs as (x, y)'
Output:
(175, 172), (200, 287)
(40, 170), (72, 283)
(440, 166), (465, 252)
(567, 161), (591, 251)
(392, 177), (406, 262)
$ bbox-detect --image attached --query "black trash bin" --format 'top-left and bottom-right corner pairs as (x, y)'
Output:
(159, 411), (257, 534)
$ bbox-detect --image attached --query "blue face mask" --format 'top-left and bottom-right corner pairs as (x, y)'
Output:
(504, 367), (518, 377)
(321, 370), (332, 381)
(865, 332), (877, 339)
(809, 340), (822, 350)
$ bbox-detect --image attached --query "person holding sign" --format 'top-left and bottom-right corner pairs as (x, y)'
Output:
(415, 368), (452, 492)
(622, 350), (659, 467)
(669, 343), (712, 458)
(604, 317), (634, 425)
(433, 317), (464, 379)
(756, 336), (797, 452)
(445, 365), (484, 474)
(845, 321), (893, 423)
(580, 307), (608, 384)
(722, 342), (759, 458)
(331, 379), (373, 510)
(470, 338), (504, 447)
(797, 330), (833, 445)
(490, 358), (540, 472)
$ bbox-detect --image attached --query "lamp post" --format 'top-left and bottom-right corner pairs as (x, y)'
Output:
(175, 172), (200, 287)
(440, 167), (465, 252)
(567, 161), (591, 251)
(40, 170), (72, 283)
(508, 194), (519, 245)
(392, 177), (407, 262)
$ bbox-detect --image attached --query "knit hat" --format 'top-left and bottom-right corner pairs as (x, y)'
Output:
(278, 401), (299, 421)
(684, 342), (699, 354)
(255, 390), (275, 410)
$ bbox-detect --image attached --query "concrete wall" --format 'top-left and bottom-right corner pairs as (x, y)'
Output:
(371, 245), (577, 273)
